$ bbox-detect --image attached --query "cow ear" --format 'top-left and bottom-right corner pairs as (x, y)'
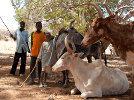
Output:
(96, 22), (100, 27)
(98, 29), (104, 35)
(73, 53), (78, 57)
(68, 51), (73, 55)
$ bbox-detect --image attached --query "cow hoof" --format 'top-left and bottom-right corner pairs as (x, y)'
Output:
(58, 81), (64, 85)
(71, 87), (80, 95)
(63, 84), (68, 88)
(71, 88), (77, 95)
(81, 93), (88, 99)
(71, 90), (76, 95)
(58, 80), (70, 87)
(57, 81), (68, 88)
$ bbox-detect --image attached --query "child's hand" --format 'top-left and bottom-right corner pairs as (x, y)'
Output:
(37, 58), (41, 62)
(28, 48), (31, 53)
(44, 48), (50, 52)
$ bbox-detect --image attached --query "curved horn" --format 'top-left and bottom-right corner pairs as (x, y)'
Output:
(65, 36), (74, 54)
(89, 3), (104, 18)
(115, 6), (134, 14)
(69, 20), (75, 28)
(102, 3), (113, 16)
(124, 10), (134, 20)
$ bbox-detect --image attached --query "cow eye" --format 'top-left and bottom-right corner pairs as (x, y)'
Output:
(61, 57), (64, 59)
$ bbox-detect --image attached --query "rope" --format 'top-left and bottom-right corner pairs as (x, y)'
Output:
(20, 65), (36, 87)
(0, 17), (12, 35)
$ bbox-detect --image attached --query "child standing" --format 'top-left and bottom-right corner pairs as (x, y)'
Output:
(37, 32), (54, 87)
(28, 21), (46, 84)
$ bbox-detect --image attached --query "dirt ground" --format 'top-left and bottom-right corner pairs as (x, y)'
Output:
(0, 40), (133, 100)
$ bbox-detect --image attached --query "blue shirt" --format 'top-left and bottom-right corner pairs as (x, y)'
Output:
(14, 29), (29, 53)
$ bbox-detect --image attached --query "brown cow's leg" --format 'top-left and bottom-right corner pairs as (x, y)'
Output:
(62, 70), (66, 84)
(103, 54), (107, 66)
(87, 55), (92, 63)
(58, 70), (69, 87)
(58, 71), (66, 85)
(63, 70), (69, 87)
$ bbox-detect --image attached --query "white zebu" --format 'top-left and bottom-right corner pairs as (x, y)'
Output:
(52, 37), (129, 99)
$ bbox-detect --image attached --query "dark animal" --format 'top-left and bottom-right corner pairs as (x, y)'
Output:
(48, 27), (107, 87)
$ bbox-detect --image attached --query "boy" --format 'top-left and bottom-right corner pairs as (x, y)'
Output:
(37, 32), (54, 87)
(28, 21), (46, 84)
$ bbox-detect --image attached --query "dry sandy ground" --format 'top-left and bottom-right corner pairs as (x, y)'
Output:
(0, 40), (133, 100)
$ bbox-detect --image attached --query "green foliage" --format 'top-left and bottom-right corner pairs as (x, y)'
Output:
(11, 0), (121, 34)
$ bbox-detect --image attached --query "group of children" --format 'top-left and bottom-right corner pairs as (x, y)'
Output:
(10, 21), (55, 87)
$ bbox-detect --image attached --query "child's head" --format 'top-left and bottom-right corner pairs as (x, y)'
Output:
(36, 21), (42, 31)
(46, 32), (54, 41)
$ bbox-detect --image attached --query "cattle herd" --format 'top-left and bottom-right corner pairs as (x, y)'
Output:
(17, 3), (133, 99)
(48, 3), (134, 99)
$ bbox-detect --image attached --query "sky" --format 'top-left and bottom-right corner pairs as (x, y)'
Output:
(0, 0), (18, 31)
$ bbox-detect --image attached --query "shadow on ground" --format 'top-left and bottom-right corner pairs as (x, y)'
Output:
(0, 53), (133, 100)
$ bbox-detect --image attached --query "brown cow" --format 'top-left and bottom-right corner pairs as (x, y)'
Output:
(82, 15), (134, 58)
(81, 4), (134, 70)
(81, 3), (134, 98)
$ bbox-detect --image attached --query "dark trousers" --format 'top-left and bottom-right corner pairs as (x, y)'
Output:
(10, 52), (27, 75)
(30, 56), (41, 80)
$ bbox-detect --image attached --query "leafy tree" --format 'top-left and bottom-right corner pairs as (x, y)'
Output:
(11, 0), (134, 35)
